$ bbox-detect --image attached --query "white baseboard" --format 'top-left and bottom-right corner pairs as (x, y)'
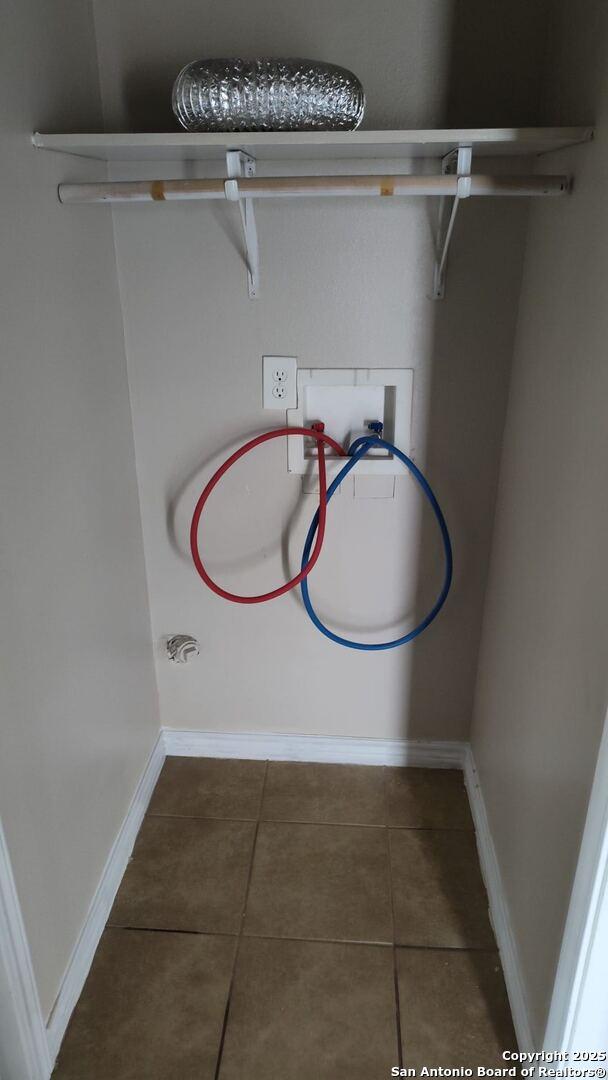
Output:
(0, 819), (52, 1080)
(162, 728), (467, 768)
(463, 745), (534, 1051)
(45, 732), (166, 1067)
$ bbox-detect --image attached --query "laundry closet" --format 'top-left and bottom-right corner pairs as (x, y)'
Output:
(1, 1), (607, 1076)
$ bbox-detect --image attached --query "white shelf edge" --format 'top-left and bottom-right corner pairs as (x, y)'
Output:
(32, 126), (594, 163)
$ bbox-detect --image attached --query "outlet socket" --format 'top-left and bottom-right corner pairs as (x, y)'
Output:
(263, 355), (297, 409)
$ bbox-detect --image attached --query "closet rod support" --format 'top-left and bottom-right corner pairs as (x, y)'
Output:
(226, 150), (260, 299)
(433, 146), (472, 300)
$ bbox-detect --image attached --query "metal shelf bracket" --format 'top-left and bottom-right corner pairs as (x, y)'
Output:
(225, 150), (260, 299)
(433, 145), (472, 300)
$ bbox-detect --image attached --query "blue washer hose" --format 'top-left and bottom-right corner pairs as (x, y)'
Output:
(300, 431), (453, 650)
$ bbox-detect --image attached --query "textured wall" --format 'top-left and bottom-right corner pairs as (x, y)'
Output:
(471, 0), (608, 1044)
(90, 0), (548, 740)
(92, 0), (550, 131)
(0, 0), (159, 1018)
(107, 179), (527, 740)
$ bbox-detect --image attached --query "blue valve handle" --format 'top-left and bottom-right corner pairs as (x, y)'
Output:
(300, 434), (453, 650)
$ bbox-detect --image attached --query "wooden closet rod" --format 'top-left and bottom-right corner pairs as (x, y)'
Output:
(58, 172), (569, 204)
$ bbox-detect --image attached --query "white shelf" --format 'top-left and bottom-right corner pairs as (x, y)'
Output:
(37, 127), (591, 302)
(32, 127), (593, 163)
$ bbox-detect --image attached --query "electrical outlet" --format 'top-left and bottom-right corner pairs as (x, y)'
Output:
(263, 355), (297, 409)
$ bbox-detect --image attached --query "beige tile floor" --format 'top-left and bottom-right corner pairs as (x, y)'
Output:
(53, 759), (517, 1079)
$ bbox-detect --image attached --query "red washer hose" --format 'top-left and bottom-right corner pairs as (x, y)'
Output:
(190, 425), (346, 604)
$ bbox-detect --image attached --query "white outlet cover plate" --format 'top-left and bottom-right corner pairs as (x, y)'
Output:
(262, 354), (297, 409)
(287, 368), (413, 476)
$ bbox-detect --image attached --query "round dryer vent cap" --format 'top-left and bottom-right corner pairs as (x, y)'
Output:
(167, 634), (200, 664)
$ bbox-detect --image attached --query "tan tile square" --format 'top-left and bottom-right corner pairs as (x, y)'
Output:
(390, 829), (495, 947)
(147, 756), (266, 819)
(53, 929), (235, 1080)
(261, 761), (386, 824)
(398, 948), (517, 1066)
(245, 822), (392, 943)
(109, 816), (254, 933)
(386, 767), (473, 829)
(219, 937), (396, 1080)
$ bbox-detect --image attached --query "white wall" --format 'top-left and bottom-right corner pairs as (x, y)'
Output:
(470, 0), (608, 1045)
(91, 0), (547, 742)
(0, 0), (159, 1019)
(92, 0), (550, 131)
(107, 184), (527, 741)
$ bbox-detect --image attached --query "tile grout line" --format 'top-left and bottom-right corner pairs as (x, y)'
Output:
(213, 759), (269, 1080)
(105, 923), (503, 954)
(383, 766), (404, 1072)
(146, 809), (474, 832)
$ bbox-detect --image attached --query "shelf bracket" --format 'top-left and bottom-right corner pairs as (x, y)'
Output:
(225, 150), (260, 299)
(432, 145), (472, 300)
